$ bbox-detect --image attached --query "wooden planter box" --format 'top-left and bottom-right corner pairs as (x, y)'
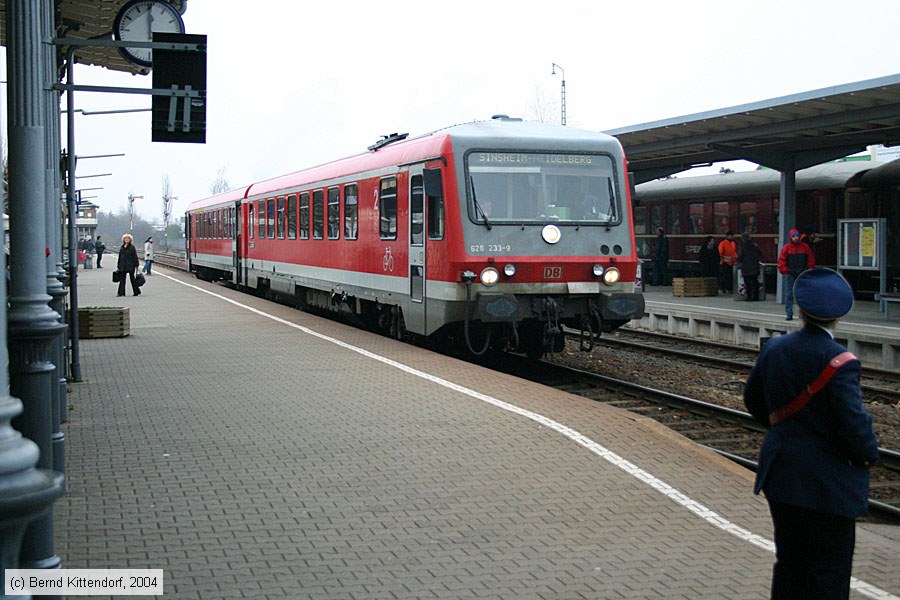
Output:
(672, 277), (718, 297)
(78, 307), (130, 338)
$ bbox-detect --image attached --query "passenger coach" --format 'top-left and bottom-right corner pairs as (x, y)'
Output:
(186, 117), (644, 357)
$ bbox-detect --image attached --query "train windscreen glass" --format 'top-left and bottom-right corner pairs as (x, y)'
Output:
(467, 152), (619, 225)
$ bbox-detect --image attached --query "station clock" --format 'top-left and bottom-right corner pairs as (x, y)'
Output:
(113, 0), (186, 68)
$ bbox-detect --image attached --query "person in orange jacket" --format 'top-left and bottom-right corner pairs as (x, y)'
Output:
(717, 231), (737, 293)
(777, 228), (815, 320)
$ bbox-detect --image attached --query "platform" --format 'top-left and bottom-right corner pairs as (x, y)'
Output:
(632, 283), (900, 370)
(55, 266), (900, 599)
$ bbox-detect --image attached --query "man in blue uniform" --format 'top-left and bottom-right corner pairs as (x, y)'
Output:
(744, 268), (880, 599)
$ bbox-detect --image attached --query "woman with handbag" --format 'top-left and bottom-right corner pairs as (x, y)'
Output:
(116, 234), (141, 297)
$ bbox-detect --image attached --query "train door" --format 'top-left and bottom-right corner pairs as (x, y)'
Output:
(406, 166), (427, 334)
(232, 202), (242, 286)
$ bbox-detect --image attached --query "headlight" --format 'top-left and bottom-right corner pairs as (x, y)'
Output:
(541, 224), (561, 244)
(602, 267), (620, 285)
(480, 267), (500, 286)
(503, 263), (517, 277)
(592, 264), (604, 277)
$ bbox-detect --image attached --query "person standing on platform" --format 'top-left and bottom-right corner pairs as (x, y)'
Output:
(698, 235), (720, 278)
(717, 231), (737, 294)
(83, 237), (94, 269)
(95, 235), (106, 268)
(777, 228), (815, 321)
(142, 236), (155, 276)
(743, 268), (879, 600)
(737, 232), (762, 301)
(651, 227), (669, 286)
(117, 234), (141, 297)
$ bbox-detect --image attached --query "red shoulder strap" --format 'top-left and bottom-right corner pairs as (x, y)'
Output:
(768, 352), (857, 426)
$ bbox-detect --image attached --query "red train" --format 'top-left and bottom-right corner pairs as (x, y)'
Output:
(186, 117), (645, 357)
(633, 159), (900, 295)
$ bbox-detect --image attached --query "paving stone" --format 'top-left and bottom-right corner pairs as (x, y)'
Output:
(52, 267), (900, 599)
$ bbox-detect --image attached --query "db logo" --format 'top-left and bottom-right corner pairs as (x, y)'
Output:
(543, 266), (563, 279)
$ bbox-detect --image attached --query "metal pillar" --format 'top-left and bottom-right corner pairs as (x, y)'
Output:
(65, 49), (82, 382)
(776, 168), (797, 305)
(42, 0), (67, 468)
(5, 0), (68, 580)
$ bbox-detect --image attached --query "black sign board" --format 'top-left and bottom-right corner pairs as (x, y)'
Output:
(151, 32), (207, 144)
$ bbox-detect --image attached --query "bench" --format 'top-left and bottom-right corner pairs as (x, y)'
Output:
(880, 292), (900, 319)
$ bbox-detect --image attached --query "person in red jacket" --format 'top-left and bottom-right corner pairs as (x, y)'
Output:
(717, 231), (737, 293)
(777, 228), (815, 320)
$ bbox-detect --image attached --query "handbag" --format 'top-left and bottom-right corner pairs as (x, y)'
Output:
(112, 269), (121, 283)
(135, 272), (146, 287)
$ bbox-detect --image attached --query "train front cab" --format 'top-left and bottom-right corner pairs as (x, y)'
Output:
(436, 144), (644, 356)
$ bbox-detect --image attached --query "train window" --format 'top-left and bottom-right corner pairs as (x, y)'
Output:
(688, 203), (704, 234)
(327, 187), (340, 239)
(713, 202), (729, 233)
(258, 200), (265, 238)
(633, 206), (647, 234)
(266, 198), (275, 239)
(344, 184), (358, 240)
(287, 195), (297, 239)
(667, 207), (681, 234)
(410, 175), (424, 246)
(466, 151), (619, 224)
(300, 192), (310, 239)
(249, 204), (254, 239)
(739, 201), (757, 234)
(428, 195), (444, 240)
(380, 177), (397, 240)
(277, 197), (286, 239)
(313, 190), (324, 239)
(650, 205), (663, 232)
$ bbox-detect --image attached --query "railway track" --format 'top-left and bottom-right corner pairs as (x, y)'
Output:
(478, 353), (900, 522)
(584, 328), (900, 404)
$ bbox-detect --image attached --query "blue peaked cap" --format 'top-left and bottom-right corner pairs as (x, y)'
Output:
(793, 268), (854, 319)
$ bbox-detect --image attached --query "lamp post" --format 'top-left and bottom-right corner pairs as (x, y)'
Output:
(551, 62), (566, 126)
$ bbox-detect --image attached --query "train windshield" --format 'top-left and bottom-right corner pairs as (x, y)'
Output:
(466, 151), (620, 225)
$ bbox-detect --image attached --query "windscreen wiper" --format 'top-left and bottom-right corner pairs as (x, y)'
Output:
(469, 177), (492, 230)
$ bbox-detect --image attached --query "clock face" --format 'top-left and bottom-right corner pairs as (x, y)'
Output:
(113, 0), (186, 68)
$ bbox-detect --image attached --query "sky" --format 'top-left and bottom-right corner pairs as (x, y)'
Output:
(3, 0), (900, 222)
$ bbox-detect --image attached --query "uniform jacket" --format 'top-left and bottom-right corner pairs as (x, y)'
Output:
(737, 241), (762, 277)
(717, 238), (737, 266)
(777, 240), (815, 277)
(117, 243), (139, 272)
(743, 325), (880, 518)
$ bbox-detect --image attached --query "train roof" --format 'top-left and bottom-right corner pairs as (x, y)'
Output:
(857, 157), (900, 188)
(186, 118), (623, 211)
(634, 160), (885, 202)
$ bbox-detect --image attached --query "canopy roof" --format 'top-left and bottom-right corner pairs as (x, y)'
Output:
(605, 74), (900, 183)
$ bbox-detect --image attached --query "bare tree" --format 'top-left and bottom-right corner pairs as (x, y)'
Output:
(209, 166), (230, 195)
(524, 86), (560, 124)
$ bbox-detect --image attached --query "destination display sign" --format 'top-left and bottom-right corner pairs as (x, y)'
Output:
(473, 152), (599, 167)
